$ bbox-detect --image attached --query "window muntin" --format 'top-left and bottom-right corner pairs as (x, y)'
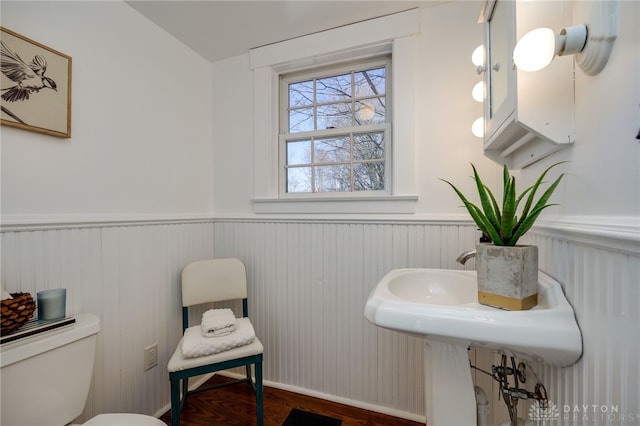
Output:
(280, 57), (391, 195)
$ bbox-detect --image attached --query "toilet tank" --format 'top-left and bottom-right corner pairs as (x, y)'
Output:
(1, 313), (100, 426)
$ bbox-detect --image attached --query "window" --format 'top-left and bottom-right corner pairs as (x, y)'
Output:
(250, 9), (419, 214)
(280, 58), (391, 196)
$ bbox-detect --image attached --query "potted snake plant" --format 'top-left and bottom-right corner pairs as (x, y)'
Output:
(441, 162), (564, 310)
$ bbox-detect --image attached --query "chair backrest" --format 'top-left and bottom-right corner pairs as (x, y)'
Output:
(181, 258), (247, 307)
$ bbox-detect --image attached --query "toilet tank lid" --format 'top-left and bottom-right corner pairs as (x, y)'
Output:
(1, 313), (100, 368)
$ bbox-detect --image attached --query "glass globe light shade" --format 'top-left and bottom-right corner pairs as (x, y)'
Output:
(472, 81), (484, 102)
(471, 45), (485, 67)
(513, 27), (558, 72)
(471, 117), (484, 138)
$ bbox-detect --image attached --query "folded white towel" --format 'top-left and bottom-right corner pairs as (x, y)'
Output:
(201, 308), (237, 337)
(182, 317), (256, 358)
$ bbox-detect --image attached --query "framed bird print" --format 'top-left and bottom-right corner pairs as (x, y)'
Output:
(1, 27), (72, 138)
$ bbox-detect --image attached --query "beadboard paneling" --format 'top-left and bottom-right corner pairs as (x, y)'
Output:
(525, 231), (640, 426)
(1, 219), (477, 421)
(1, 222), (215, 421)
(211, 220), (478, 418)
(2, 218), (638, 425)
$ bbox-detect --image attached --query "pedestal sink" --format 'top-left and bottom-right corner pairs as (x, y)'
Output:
(364, 269), (582, 426)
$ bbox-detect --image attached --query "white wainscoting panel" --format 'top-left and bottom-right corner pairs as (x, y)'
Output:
(525, 230), (640, 426)
(1, 222), (215, 422)
(212, 220), (478, 418)
(2, 218), (637, 424)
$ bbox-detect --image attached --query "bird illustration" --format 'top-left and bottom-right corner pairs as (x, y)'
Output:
(1, 40), (57, 102)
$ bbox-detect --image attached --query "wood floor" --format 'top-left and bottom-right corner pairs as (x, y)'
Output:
(160, 375), (423, 426)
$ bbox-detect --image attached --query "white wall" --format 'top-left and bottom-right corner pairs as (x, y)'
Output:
(518, 1), (640, 220)
(1, 1), (215, 224)
(1, 0), (215, 422)
(210, 0), (640, 222)
(208, 1), (640, 424)
(1, 0), (638, 424)
(212, 2), (501, 219)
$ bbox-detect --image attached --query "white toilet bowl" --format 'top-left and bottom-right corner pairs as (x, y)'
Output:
(1, 313), (164, 426)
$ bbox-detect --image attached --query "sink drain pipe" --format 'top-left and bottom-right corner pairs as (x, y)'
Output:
(475, 385), (490, 426)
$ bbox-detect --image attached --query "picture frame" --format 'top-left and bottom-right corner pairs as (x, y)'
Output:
(1, 27), (72, 138)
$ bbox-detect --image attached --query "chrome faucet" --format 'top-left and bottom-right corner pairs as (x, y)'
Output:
(456, 250), (476, 265)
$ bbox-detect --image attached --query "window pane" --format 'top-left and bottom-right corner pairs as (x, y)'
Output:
(314, 165), (351, 192)
(355, 97), (385, 124)
(289, 108), (314, 133)
(287, 167), (312, 193)
(355, 67), (386, 97)
(316, 73), (351, 104)
(289, 80), (314, 108)
(281, 57), (390, 195)
(287, 140), (311, 165)
(353, 132), (384, 160)
(314, 136), (350, 164)
(354, 162), (385, 191)
(317, 102), (352, 129)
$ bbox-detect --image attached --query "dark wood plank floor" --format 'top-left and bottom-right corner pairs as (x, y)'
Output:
(160, 375), (423, 426)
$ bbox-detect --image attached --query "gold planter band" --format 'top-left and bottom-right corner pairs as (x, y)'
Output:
(478, 291), (538, 311)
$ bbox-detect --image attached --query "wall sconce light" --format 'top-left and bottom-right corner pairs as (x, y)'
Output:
(471, 45), (485, 137)
(472, 81), (484, 102)
(513, 1), (617, 75)
(471, 45), (486, 74)
(513, 25), (587, 72)
(471, 117), (484, 138)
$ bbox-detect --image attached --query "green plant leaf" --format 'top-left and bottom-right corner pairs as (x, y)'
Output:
(503, 164), (510, 192)
(484, 183), (502, 225)
(467, 202), (505, 245)
(507, 203), (558, 245)
(472, 164), (500, 232)
(512, 173), (564, 241)
(441, 162), (565, 247)
(440, 178), (504, 245)
(518, 162), (566, 226)
(500, 176), (517, 243)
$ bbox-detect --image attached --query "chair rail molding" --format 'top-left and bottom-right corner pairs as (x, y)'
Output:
(0, 213), (215, 232)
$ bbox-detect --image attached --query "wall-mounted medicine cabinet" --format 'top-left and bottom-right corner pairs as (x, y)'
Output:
(479, 0), (575, 169)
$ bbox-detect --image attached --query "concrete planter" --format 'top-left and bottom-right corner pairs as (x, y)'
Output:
(476, 244), (538, 310)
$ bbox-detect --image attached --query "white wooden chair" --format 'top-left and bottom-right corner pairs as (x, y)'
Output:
(167, 258), (263, 426)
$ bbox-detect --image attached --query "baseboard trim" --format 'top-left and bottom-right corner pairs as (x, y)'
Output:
(217, 371), (426, 424)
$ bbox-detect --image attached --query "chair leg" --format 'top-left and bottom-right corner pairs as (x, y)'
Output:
(181, 377), (189, 408)
(245, 364), (254, 389)
(170, 377), (181, 426)
(255, 361), (263, 426)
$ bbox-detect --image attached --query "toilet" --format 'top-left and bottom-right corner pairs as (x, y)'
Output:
(1, 313), (165, 426)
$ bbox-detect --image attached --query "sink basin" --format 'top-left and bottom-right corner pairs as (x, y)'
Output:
(364, 268), (582, 367)
(365, 268), (582, 425)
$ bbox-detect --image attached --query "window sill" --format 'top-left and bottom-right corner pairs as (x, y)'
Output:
(252, 195), (418, 214)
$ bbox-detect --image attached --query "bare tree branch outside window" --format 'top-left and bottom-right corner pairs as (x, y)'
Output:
(283, 60), (389, 194)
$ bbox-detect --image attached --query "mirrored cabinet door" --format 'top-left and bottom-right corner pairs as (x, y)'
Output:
(487, 0), (510, 124)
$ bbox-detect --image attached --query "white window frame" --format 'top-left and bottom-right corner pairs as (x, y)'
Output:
(250, 9), (419, 214)
(279, 57), (392, 198)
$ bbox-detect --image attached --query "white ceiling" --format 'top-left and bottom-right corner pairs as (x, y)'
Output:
(125, 1), (442, 63)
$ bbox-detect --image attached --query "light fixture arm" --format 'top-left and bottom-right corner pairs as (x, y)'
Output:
(557, 25), (588, 57)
